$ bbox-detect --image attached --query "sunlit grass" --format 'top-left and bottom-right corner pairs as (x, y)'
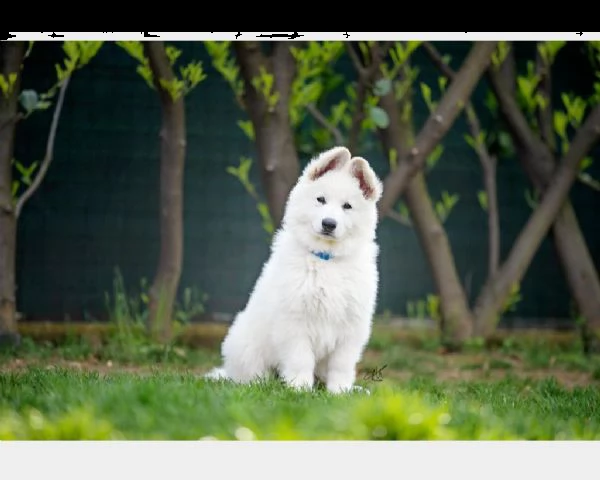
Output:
(0, 368), (598, 440)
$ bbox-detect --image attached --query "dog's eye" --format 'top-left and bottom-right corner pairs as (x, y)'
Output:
(317, 196), (326, 204)
(343, 202), (352, 210)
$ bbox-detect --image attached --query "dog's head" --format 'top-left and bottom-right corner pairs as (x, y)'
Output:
(282, 146), (383, 256)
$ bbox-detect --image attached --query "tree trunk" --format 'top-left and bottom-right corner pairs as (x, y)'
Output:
(405, 175), (474, 344)
(473, 104), (600, 337)
(234, 42), (300, 229)
(377, 67), (474, 347)
(0, 42), (25, 346)
(524, 154), (600, 349)
(489, 50), (600, 346)
(144, 42), (186, 343)
(481, 156), (500, 279)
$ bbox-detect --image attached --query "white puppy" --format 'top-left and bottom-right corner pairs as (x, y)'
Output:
(206, 146), (383, 394)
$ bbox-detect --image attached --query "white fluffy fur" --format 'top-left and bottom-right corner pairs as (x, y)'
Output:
(205, 146), (383, 394)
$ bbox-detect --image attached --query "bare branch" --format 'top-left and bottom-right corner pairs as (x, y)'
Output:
(423, 42), (492, 164)
(345, 42), (366, 77)
(15, 76), (70, 219)
(377, 41), (499, 218)
(422, 42), (454, 79)
(347, 42), (388, 153)
(536, 46), (556, 152)
(386, 209), (412, 227)
(306, 103), (345, 145)
(498, 43), (517, 96)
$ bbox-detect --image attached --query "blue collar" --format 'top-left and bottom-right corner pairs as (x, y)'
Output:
(311, 250), (334, 261)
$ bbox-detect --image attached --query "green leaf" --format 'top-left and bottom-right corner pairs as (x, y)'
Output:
(14, 159), (27, 176)
(0, 75), (9, 97)
(420, 82), (435, 112)
(369, 106), (390, 129)
(477, 191), (488, 211)
(165, 46), (182, 65)
(237, 120), (255, 141)
(534, 93), (547, 111)
(426, 145), (444, 171)
(491, 42), (510, 67)
(12, 180), (20, 198)
(497, 131), (513, 153)
(373, 78), (392, 96)
(464, 134), (476, 150)
(358, 42), (370, 63)
(561, 93), (587, 128)
(35, 101), (52, 111)
(553, 110), (568, 140)
(437, 76), (448, 93)
(580, 156), (593, 171)
(537, 41), (566, 65)
(19, 90), (39, 113)
(257, 202), (274, 235)
(524, 188), (539, 210)
(330, 100), (349, 127)
(238, 157), (252, 181)
(484, 90), (498, 113)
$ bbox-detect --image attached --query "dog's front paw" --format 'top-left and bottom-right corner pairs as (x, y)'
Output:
(326, 381), (355, 395)
(284, 372), (315, 391)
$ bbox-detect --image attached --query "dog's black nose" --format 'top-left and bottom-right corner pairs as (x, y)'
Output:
(322, 218), (337, 233)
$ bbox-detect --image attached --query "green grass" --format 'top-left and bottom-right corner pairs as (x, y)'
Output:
(1, 367), (599, 440)
(4, 335), (222, 366)
(2, 310), (600, 441)
(4, 271), (597, 440)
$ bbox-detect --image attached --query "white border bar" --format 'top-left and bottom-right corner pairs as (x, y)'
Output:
(2, 32), (596, 41)
(1, 440), (596, 480)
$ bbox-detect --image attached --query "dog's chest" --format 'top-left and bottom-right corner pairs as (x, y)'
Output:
(286, 258), (356, 324)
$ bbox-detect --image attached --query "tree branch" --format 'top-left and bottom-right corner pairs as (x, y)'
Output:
(377, 41), (499, 219)
(488, 60), (542, 154)
(306, 103), (345, 145)
(346, 42), (389, 153)
(423, 41), (500, 278)
(386, 208), (412, 227)
(498, 43), (517, 96)
(422, 42), (454, 78)
(345, 42), (366, 77)
(15, 76), (70, 219)
(536, 46), (556, 152)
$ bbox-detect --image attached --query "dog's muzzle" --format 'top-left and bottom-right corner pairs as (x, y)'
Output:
(321, 217), (337, 236)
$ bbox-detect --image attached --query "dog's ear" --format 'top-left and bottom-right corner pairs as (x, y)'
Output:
(302, 146), (351, 181)
(349, 157), (383, 201)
